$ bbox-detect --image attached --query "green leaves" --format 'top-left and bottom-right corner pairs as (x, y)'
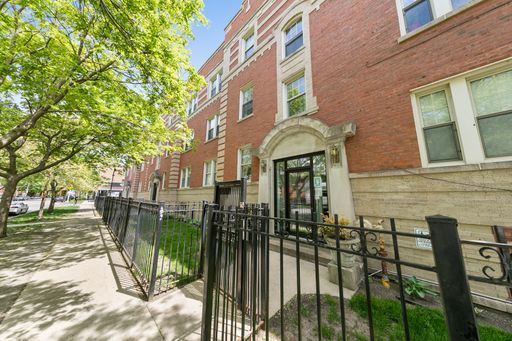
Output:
(0, 0), (205, 156)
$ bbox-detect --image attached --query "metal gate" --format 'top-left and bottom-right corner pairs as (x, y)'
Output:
(201, 207), (512, 340)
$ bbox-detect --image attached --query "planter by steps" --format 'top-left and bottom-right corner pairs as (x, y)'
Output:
(324, 237), (362, 291)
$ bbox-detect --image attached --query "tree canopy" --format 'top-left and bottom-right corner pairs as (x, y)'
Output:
(0, 0), (206, 237)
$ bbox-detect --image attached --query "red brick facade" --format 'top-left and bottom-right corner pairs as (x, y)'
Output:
(125, 0), (512, 195)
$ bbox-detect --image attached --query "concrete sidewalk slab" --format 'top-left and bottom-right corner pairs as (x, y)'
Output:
(0, 202), (204, 341)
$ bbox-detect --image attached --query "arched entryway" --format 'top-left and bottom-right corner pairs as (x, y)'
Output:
(257, 116), (356, 231)
(148, 171), (162, 202)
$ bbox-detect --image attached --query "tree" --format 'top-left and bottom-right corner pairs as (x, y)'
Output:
(0, 0), (205, 237)
(32, 161), (102, 219)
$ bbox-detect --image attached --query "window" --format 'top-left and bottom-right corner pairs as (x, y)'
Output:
(239, 148), (252, 180)
(399, 0), (474, 34)
(451, 0), (470, 9)
(240, 87), (253, 119)
(203, 160), (217, 186)
(180, 167), (191, 188)
(210, 72), (222, 97)
(418, 89), (462, 162)
(187, 96), (198, 116)
(402, 0), (433, 33)
(412, 61), (512, 167)
(284, 18), (303, 57)
(156, 156), (161, 170)
(161, 172), (166, 190)
(286, 75), (306, 117)
(470, 69), (512, 158)
(164, 142), (170, 158)
(184, 130), (195, 151)
(206, 116), (219, 141)
(141, 162), (145, 171)
(243, 31), (255, 60)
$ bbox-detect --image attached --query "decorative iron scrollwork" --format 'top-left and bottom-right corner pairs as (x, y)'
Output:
(478, 246), (510, 282)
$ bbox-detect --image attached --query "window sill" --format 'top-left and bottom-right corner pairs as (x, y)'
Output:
(398, 0), (485, 44)
(204, 136), (219, 145)
(281, 45), (305, 65)
(281, 105), (319, 122)
(238, 113), (254, 123)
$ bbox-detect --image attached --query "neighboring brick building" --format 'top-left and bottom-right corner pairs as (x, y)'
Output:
(124, 0), (512, 307)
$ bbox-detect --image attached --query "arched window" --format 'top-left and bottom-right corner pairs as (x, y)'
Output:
(284, 17), (303, 57)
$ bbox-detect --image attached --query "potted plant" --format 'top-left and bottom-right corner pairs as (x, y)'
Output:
(321, 213), (360, 267)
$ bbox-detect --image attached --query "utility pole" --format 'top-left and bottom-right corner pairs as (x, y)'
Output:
(109, 168), (116, 197)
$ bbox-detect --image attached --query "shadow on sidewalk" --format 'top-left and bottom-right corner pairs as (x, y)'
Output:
(96, 223), (146, 300)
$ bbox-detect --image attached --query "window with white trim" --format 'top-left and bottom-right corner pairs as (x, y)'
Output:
(187, 96), (198, 116)
(469, 69), (512, 158)
(240, 87), (253, 119)
(206, 115), (219, 141)
(161, 172), (166, 190)
(184, 130), (195, 151)
(286, 75), (306, 117)
(243, 31), (255, 60)
(412, 64), (512, 166)
(203, 160), (217, 186)
(180, 167), (191, 188)
(239, 148), (252, 180)
(418, 89), (462, 162)
(210, 72), (222, 97)
(398, 0), (472, 34)
(284, 17), (303, 57)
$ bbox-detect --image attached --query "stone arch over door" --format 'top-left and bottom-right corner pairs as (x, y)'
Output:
(149, 171), (162, 202)
(257, 116), (357, 226)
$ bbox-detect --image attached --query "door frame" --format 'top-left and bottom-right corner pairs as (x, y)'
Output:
(274, 151), (327, 226)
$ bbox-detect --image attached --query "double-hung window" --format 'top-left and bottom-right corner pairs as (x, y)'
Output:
(187, 96), (198, 116)
(203, 160), (217, 186)
(184, 130), (194, 151)
(180, 167), (191, 189)
(286, 75), (306, 117)
(206, 116), (219, 141)
(243, 32), (255, 60)
(210, 72), (222, 97)
(284, 18), (303, 57)
(239, 148), (252, 180)
(418, 89), (462, 162)
(402, 0), (433, 33)
(399, 0), (473, 34)
(240, 87), (253, 119)
(470, 69), (512, 158)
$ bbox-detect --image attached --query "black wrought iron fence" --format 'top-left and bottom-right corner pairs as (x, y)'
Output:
(94, 197), (207, 299)
(201, 205), (512, 341)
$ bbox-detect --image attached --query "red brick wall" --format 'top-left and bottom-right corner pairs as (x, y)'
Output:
(223, 45), (278, 182)
(310, 0), (512, 173)
(179, 98), (221, 188)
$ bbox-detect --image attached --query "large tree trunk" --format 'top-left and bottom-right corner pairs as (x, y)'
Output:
(0, 177), (19, 238)
(48, 180), (57, 214)
(38, 179), (50, 220)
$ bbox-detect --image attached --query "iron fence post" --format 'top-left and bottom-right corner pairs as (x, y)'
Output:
(147, 202), (165, 300)
(132, 202), (143, 268)
(426, 215), (480, 341)
(198, 200), (209, 276)
(201, 205), (218, 341)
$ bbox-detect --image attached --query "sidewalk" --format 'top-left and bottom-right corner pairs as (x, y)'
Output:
(0, 202), (203, 341)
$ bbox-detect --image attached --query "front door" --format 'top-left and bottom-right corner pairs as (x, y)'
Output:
(275, 152), (329, 236)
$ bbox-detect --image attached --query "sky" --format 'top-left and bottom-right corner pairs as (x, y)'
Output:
(188, 0), (243, 70)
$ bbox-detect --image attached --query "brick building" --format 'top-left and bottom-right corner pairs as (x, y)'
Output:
(124, 0), (512, 307)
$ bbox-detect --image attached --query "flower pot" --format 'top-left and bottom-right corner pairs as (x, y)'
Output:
(325, 237), (361, 267)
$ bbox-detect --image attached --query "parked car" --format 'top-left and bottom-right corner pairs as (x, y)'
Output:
(54, 196), (65, 202)
(9, 201), (29, 215)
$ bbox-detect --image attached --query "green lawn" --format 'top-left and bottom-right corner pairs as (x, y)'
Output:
(349, 294), (512, 340)
(8, 206), (80, 225)
(154, 216), (202, 287)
